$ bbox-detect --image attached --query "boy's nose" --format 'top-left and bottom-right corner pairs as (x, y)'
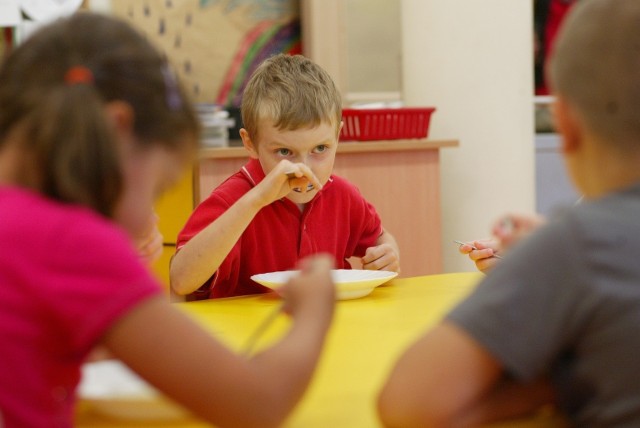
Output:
(297, 154), (310, 165)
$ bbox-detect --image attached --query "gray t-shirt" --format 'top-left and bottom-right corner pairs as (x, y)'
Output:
(447, 182), (640, 427)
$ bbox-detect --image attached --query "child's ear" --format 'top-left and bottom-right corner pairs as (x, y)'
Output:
(104, 101), (136, 155)
(239, 128), (259, 159)
(105, 101), (135, 137)
(553, 95), (582, 154)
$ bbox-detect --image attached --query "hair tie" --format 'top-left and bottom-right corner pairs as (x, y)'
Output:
(161, 64), (182, 110)
(65, 66), (94, 85)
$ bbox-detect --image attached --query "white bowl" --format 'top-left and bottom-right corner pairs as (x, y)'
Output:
(79, 360), (190, 421)
(251, 269), (398, 300)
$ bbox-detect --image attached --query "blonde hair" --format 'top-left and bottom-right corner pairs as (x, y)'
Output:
(549, 0), (640, 152)
(241, 54), (342, 142)
(0, 13), (199, 217)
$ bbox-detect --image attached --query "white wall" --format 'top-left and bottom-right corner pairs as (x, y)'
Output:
(346, 0), (401, 94)
(401, 0), (535, 273)
(87, 0), (111, 13)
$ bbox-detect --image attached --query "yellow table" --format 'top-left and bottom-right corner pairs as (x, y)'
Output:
(76, 272), (569, 427)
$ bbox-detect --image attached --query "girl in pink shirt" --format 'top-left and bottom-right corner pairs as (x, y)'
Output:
(0, 12), (334, 428)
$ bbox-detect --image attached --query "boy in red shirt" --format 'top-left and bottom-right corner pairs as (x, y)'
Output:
(171, 54), (400, 299)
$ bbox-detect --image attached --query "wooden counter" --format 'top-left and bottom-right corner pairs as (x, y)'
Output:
(196, 139), (457, 277)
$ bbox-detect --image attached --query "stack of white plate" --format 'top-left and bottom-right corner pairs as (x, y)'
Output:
(196, 104), (235, 147)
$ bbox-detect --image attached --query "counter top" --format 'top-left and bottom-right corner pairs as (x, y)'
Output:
(199, 139), (459, 159)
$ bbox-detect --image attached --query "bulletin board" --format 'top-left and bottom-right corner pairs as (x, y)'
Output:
(111, 0), (301, 106)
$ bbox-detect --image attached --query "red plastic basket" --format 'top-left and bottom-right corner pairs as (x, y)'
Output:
(340, 107), (436, 141)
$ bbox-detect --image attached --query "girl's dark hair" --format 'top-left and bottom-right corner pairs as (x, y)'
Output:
(0, 12), (200, 217)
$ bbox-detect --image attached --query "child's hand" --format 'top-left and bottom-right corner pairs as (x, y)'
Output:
(281, 254), (335, 321)
(254, 160), (323, 207)
(458, 213), (546, 273)
(134, 212), (163, 265)
(491, 213), (546, 249)
(361, 243), (400, 273)
(457, 239), (501, 273)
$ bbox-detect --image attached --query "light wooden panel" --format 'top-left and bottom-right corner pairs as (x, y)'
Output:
(197, 158), (248, 203)
(332, 149), (442, 276)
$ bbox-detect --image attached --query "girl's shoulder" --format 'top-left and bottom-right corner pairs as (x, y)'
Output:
(1, 186), (134, 265)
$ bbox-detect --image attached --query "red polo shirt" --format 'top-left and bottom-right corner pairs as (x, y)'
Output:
(176, 159), (383, 299)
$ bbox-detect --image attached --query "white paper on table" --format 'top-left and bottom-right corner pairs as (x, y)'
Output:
(0, 0), (21, 27)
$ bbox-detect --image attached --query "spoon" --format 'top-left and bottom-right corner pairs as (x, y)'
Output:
(242, 303), (285, 355)
(285, 170), (314, 193)
(454, 240), (503, 259)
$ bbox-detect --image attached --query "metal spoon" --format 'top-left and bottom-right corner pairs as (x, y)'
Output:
(454, 240), (503, 259)
(242, 303), (285, 355)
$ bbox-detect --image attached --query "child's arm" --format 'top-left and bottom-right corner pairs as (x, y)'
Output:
(103, 255), (335, 428)
(89, 211), (165, 360)
(377, 321), (555, 427)
(170, 160), (322, 296)
(361, 228), (400, 273)
(133, 211), (163, 265)
(459, 213), (547, 273)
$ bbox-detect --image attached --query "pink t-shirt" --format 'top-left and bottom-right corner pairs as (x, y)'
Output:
(0, 187), (162, 427)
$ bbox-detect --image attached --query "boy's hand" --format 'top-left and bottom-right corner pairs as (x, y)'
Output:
(361, 243), (400, 273)
(458, 239), (501, 273)
(254, 160), (323, 207)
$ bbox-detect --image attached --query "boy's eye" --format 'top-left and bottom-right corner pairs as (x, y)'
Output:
(314, 145), (327, 153)
(276, 148), (292, 156)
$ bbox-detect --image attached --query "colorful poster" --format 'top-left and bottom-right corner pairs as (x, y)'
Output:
(111, 0), (300, 106)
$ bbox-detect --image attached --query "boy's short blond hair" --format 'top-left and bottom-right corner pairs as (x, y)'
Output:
(241, 54), (342, 142)
(549, 0), (640, 152)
